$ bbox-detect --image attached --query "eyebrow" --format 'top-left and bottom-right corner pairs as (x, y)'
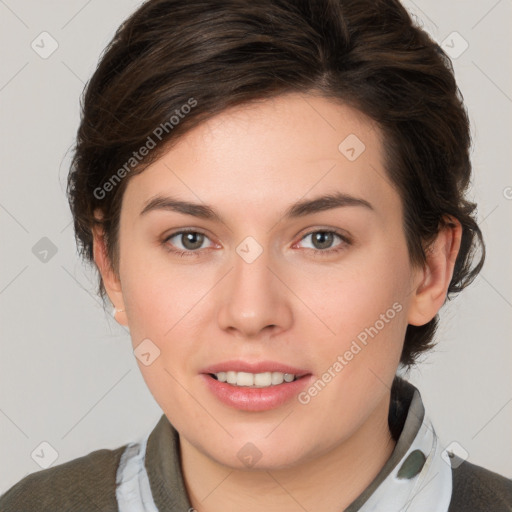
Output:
(140, 191), (374, 222)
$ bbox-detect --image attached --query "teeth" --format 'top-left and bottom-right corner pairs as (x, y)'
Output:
(213, 371), (298, 387)
(254, 372), (271, 386)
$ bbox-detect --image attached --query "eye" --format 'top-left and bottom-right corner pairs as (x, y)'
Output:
(163, 229), (214, 257)
(295, 229), (351, 255)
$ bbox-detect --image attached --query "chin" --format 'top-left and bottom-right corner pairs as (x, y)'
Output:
(190, 427), (323, 472)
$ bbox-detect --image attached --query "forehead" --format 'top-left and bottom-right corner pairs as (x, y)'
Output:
(122, 93), (400, 224)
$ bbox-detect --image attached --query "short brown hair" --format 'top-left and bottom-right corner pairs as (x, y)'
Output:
(67, 0), (485, 368)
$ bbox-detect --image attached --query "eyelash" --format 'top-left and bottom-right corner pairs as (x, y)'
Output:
(162, 228), (352, 258)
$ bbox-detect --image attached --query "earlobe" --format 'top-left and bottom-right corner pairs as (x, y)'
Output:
(407, 216), (463, 326)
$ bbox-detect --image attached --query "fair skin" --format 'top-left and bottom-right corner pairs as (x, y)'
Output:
(93, 93), (461, 511)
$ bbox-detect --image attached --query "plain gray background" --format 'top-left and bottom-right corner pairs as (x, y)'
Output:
(0, 0), (511, 493)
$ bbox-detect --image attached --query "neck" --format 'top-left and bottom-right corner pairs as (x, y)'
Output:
(180, 394), (396, 512)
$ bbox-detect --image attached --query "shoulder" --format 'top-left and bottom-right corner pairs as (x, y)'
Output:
(449, 456), (512, 512)
(0, 444), (127, 512)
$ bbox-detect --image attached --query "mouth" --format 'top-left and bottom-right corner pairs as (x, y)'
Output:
(200, 360), (313, 411)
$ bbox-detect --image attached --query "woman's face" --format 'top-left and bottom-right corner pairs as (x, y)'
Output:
(114, 93), (421, 469)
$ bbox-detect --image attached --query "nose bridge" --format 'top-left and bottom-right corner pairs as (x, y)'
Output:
(217, 236), (292, 337)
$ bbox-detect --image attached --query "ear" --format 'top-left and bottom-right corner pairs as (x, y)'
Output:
(407, 216), (463, 326)
(91, 213), (128, 326)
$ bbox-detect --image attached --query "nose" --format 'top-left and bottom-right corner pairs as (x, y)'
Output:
(216, 245), (293, 340)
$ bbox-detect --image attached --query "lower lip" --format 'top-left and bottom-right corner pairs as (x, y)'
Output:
(201, 374), (313, 412)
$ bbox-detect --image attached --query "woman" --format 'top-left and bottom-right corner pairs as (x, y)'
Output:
(1, 0), (511, 510)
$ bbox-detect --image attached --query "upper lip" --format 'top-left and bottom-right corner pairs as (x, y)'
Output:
(201, 360), (310, 377)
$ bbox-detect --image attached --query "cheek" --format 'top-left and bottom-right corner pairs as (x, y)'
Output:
(120, 242), (203, 341)
(295, 240), (410, 384)
(120, 253), (210, 425)
(289, 260), (409, 438)
(119, 247), (214, 409)
(307, 239), (410, 333)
